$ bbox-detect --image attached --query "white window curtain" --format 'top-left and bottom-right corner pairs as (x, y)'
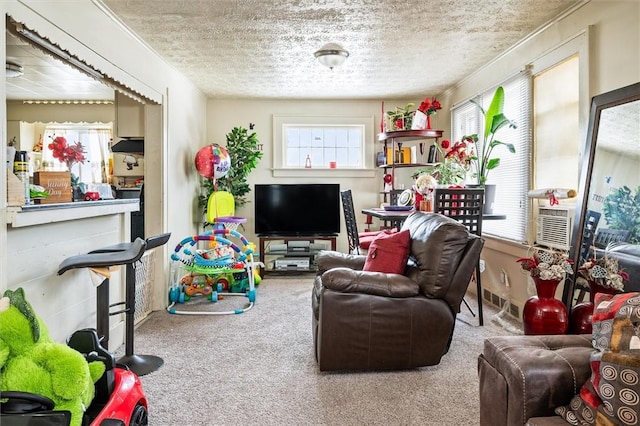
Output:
(451, 71), (532, 242)
(42, 124), (112, 185)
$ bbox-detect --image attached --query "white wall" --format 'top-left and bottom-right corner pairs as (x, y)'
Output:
(206, 98), (423, 253)
(2, 0), (207, 344)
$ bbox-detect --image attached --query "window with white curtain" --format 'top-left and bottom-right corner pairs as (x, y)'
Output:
(451, 72), (532, 242)
(41, 124), (112, 185)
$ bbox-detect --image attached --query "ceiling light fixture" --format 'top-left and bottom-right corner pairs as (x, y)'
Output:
(6, 61), (24, 78)
(314, 43), (349, 70)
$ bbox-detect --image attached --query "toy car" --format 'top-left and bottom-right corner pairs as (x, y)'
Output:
(83, 191), (101, 201)
(0, 329), (148, 426)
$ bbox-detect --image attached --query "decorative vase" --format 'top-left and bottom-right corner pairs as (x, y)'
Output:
(523, 277), (569, 335)
(467, 183), (497, 214)
(426, 115), (432, 130)
(569, 280), (619, 334)
(482, 184), (496, 214)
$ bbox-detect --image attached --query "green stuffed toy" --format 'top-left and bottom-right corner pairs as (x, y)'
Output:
(0, 288), (105, 426)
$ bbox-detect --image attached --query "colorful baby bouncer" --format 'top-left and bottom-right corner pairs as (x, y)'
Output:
(167, 143), (259, 315)
(167, 228), (258, 315)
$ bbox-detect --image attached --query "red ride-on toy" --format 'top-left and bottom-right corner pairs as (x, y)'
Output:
(0, 328), (149, 426)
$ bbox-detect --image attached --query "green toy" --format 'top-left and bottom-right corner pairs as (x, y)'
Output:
(0, 288), (105, 426)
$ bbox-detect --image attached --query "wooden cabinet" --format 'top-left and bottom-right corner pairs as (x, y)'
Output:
(115, 92), (144, 138)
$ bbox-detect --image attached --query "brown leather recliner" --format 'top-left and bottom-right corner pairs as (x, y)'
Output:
(312, 211), (484, 371)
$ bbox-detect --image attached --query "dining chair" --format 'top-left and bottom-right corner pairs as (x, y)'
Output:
(573, 210), (601, 303)
(434, 187), (485, 325)
(341, 189), (390, 254)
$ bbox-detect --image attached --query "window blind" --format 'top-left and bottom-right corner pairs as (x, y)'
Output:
(451, 71), (532, 242)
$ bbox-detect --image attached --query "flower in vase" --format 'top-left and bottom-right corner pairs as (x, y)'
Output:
(417, 97), (442, 116)
(48, 136), (86, 169)
(517, 247), (573, 281)
(578, 256), (628, 291)
(414, 139), (471, 186)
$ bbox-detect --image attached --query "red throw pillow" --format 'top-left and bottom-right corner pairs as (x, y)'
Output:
(363, 229), (411, 274)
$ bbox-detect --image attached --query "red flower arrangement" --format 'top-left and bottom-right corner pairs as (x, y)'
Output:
(516, 247), (573, 281)
(48, 136), (86, 169)
(418, 97), (442, 116)
(578, 256), (628, 291)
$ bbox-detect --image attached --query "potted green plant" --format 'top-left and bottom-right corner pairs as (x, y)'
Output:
(412, 139), (471, 186)
(385, 103), (415, 130)
(464, 86), (517, 185)
(603, 185), (640, 244)
(198, 126), (263, 224)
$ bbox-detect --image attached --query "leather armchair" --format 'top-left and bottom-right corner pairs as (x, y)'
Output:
(478, 335), (594, 425)
(312, 212), (484, 371)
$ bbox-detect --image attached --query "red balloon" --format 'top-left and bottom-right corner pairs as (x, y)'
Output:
(194, 144), (231, 179)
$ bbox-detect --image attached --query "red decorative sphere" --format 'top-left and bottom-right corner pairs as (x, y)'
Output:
(194, 144), (231, 179)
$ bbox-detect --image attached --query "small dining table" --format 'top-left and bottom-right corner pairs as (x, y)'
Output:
(362, 207), (506, 230)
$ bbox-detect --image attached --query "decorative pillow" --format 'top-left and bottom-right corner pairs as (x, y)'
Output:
(555, 292), (640, 425)
(362, 229), (411, 275)
(358, 229), (397, 250)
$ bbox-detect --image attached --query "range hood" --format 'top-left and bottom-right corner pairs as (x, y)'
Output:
(111, 138), (144, 153)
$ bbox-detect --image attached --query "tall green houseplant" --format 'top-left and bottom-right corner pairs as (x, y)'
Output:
(199, 126), (263, 222)
(465, 86), (517, 185)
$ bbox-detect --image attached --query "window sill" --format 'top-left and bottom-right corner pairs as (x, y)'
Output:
(271, 168), (376, 178)
(7, 199), (139, 228)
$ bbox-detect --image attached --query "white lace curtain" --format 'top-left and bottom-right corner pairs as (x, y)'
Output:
(42, 124), (112, 184)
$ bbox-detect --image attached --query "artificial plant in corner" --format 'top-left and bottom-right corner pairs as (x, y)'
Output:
(198, 126), (263, 222)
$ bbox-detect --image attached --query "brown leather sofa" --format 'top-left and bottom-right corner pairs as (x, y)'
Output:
(312, 212), (484, 371)
(478, 334), (594, 425)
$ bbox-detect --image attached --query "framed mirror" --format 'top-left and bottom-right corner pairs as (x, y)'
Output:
(565, 82), (640, 308)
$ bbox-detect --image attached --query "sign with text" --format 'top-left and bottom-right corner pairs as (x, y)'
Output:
(34, 172), (72, 204)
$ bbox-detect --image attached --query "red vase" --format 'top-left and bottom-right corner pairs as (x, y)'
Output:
(523, 277), (569, 335)
(569, 280), (619, 334)
(426, 115), (432, 130)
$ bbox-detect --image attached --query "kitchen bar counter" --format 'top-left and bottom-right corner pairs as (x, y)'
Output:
(6, 198), (139, 228)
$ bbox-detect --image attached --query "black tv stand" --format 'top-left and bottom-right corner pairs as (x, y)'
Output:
(258, 235), (337, 277)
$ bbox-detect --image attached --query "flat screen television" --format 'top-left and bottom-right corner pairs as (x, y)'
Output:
(254, 184), (340, 236)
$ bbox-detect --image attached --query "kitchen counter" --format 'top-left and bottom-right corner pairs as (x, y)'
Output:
(6, 198), (140, 228)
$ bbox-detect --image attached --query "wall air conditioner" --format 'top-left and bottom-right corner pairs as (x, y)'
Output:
(536, 206), (576, 250)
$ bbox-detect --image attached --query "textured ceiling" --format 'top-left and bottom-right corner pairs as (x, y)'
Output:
(100, 0), (583, 100)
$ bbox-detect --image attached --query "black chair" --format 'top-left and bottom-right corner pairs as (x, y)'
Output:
(578, 210), (601, 260)
(434, 187), (485, 325)
(341, 189), (363, 254)
(573, 210), (601, 304)
(341, 189), (388, 255)
(594, 228), (630, 249)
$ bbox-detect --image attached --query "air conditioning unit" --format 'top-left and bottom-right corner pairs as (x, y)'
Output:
(536, 205), (576, 250)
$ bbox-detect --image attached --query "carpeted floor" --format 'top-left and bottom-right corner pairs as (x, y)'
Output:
(121, 276), (522, 425)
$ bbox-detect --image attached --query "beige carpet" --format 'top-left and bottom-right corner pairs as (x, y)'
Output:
(121, 276), (521, 425)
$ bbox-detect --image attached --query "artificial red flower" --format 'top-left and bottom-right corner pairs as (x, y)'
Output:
(48, 136), (86, 169)
(440, 139), (450, 150)
(418, 96), (442, 116)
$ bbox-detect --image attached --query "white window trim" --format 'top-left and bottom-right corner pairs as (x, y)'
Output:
(272, 114), (376, 178)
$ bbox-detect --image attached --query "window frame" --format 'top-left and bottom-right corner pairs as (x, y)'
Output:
(272, 115), (376, 178)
